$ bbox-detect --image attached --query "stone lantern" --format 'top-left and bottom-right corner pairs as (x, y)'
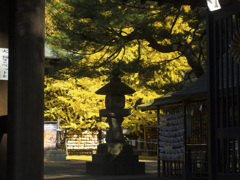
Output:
(96, 72), (135, 143)
(86, 72), (145, 175)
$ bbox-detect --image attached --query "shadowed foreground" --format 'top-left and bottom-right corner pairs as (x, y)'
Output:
(44, 156), (158, 180)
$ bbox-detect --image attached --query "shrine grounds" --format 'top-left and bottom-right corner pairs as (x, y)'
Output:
(44, 155), (159, 180)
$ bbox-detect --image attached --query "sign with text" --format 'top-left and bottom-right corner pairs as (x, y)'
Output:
(44, 123), (57, 150)
(0, 48), (8, 80)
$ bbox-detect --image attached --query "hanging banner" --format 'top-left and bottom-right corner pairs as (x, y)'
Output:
(0, 48), (8, 80)
(158, 112), (184, 160)
(44, 123), (57, 150)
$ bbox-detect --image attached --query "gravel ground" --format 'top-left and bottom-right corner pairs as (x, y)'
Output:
(44, 156), (159, 180)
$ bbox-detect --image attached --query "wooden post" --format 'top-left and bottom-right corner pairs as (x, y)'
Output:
(0, 1), (9, 180)
(157, 106), (160, 177)
(183, 101), (192, 180)
(207, 11), (217, 180)
(7, 0), (45, 179)
(0, 0), (9, 117)
(0, 134), (7, 180)
(143, 126), (147, 154)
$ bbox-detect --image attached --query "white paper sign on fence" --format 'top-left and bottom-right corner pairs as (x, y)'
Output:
(0, 48), (8, 80)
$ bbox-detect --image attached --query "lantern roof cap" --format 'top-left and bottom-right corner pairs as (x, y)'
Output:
(95, 71), (135, 95)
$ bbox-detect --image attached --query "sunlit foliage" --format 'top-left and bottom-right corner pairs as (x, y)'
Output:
(44, 0), (207, 137)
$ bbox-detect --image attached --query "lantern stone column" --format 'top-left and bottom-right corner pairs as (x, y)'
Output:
(100, 95), (131, 143)
(86, 72), (145, 175)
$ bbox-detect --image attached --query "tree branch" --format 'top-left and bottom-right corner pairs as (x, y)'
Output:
(145, 36), (204, 77)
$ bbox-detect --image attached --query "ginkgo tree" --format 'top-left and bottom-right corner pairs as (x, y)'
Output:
(45, 0), (207, 78)
(44, 49), (190, 136)
(44, 0), (206, 137)
(45, 72), (109, 130)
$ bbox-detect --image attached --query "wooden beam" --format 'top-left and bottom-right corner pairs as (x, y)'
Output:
(143, 0), (207, 7)
(134, 0), (238, 8)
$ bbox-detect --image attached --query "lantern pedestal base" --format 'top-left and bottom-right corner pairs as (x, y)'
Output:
(86, 143), (145, 175)
(44, 150), (66, 161)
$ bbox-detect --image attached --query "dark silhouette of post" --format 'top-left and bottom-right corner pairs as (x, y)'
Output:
(7, 0), (45, 179)
(0, 1), (9, 180)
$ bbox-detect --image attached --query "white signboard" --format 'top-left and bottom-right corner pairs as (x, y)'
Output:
(207, 0), (221, 11)
(44, 124), (57, 150)
(0, 48), (8, 80)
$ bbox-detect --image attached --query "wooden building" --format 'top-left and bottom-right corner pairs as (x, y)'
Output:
(138, 0), (240, 179)
(138, 73), (208, 179)
(207, 3), (240, 179)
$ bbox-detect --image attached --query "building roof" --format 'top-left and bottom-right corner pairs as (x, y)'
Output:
(172, 73), (207, 99)
(137, 73), (207, 110)
(137, 92), (182, 110)
(45, 44), (82, 60)
(45, 44), (60, 59)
